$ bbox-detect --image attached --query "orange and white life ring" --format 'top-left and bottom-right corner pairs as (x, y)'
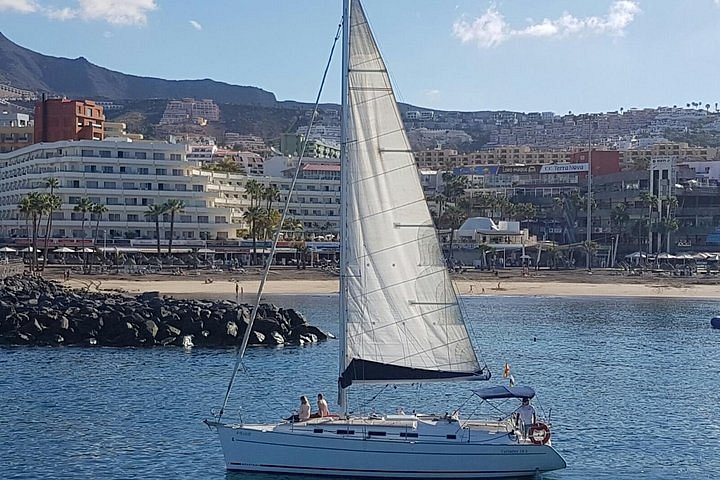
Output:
(528, 422), (551, 445)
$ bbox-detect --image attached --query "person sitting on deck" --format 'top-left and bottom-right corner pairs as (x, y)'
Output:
(298, 395), (311, 422)
(316, 393), (330, 418)
(515, 397), (536, 437)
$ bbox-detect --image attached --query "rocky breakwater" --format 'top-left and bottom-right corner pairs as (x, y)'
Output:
(0, 276), (330, 348)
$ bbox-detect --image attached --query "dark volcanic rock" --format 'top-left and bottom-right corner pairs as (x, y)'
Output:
(0, 275), (328, 348)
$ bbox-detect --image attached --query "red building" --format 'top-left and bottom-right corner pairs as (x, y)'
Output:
(570, 149), (621, 176)
(34, 98), (105, 143)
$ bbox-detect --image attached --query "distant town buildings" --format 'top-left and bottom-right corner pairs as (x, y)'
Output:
(104, 122), (144, 141)
(0, 111), (33, 153)
(278, 133), (340, 159)
(159, 98), (220, 125)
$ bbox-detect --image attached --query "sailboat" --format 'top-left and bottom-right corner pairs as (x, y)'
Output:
(210, 0), (566, 477)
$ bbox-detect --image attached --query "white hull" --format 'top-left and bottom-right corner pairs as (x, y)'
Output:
(215, 418), (566, 478)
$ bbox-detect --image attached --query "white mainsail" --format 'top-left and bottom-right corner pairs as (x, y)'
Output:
(340, 0), (487, 388)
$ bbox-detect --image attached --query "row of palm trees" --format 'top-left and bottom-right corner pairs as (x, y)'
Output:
(144, 199), (186, 255)
(18, 178), (62, 273)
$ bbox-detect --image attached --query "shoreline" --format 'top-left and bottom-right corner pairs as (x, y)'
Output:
(58, 270), (720, 301)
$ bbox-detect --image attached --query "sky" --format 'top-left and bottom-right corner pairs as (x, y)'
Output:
(1, 0), (720, 114)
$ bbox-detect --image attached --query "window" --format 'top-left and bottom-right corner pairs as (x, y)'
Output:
(123, 182), (135, 189)
(84, 165), (97, 173)
(153, 153), (165, 160)
(180, 215), (192, 223)
(102, 166), (114, 173)
(106, 198), (119, 205)
(135, 152), (147, 159)
(170, 154), (182, 161)
(193, 185), (204, 192)
(71, 180), (80, 188)
(99, 150), (111, 158)
(158, 183), (165, 191)
(86, 181), (98, 189)
(138, 167), (149, 175)
(81, 149), (95, 157)
(155, 168), (167, 175)
(127, 214), (139, 222)
(197, 215), (209, 224)
(141, 198), (153, 206)
(119, 166), (126, 173)
(140, 183), (152, 190)
(104, 182), (116, 189)
(214, 216), (227, 224)
(175, 184), (186, 191)
(118, 151), (126, 158)
(125, 198), (138, 206)
(69, 196), (81, 204)
(172, 169), (183, 176)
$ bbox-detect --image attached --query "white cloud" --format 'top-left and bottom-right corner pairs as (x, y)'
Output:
(425, 89), (441, 96)
(453, 1), (641, 48)
(0, 0), (37, 13)
(453, 6), (508, 48)
(189, 20), (202, 31)
(40, 0), (157, 25)
(74, 0), (157, 25)
(45, 6), (74, 20)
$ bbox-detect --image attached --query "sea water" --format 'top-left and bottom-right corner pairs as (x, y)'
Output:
(1, 295), (719, 480)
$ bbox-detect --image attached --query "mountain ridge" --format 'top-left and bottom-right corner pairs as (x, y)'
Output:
(0, 31), (278, 106)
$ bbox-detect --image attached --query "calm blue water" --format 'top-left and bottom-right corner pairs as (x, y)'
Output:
(1, 295), (719, 480)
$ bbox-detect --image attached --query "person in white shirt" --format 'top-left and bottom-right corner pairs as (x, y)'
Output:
(298, 396), (311, 422)
(515, 397), (536, 437)
(316, 393), (330, 418)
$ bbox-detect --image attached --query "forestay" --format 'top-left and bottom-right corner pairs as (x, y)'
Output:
(340, 0), (488, 388)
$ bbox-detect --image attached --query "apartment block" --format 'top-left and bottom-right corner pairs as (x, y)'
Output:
(34, 98), (105, 143)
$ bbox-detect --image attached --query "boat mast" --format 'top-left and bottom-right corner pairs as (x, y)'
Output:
(338, 0), (350, 413)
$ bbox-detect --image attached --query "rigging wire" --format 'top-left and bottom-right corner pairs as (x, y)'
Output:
(217, 21), (344, 422)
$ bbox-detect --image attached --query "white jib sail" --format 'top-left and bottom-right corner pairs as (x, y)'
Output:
(341, 0), (481, 385)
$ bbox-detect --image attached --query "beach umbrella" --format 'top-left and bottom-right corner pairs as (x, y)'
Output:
(54, 247), (75, 253)
(0, 246), (17, 252)
(78, 247), (95, 253)
(20, 246), (35, 252)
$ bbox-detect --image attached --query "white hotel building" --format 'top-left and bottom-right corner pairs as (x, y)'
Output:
(0, 141), (342, 244)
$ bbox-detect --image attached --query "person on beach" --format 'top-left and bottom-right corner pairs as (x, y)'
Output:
(515, 397), (536, 437)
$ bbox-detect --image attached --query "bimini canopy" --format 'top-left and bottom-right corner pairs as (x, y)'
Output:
(473, 385), (535, 400)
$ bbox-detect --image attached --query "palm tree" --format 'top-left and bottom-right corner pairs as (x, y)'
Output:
(73, 197), (93, 272)
(19, 193), (45, 273)
(439, 205), (467, 262)
(144, 204), (168, 255)
(244, 179), (266, 263)
(42, 177), (60, 270)
(164, 199), (185, 255)
(243, 206), (265, 264)
(91, 203), (108, 249)
(639, 192), (658, 253)
(42, 194), (62, 270)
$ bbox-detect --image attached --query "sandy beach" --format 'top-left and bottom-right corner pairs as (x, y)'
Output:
(54, 268), (720, 300)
